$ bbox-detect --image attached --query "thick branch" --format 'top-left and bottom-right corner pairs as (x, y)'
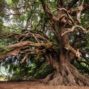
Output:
(68, 4), (89, 17)
(12, 32), (49, 42)
(0, 41), (52, 60)
(39, 0), (59, 21)
(39, 0), (52, 19)
(65, 44), (81, 59)
(8, 41), (52, 49)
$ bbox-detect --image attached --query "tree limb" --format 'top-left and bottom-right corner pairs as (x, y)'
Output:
(61, 25), (88, 36)
(39, 0), (59, 21)
(76, 0), (84, 23)
(0, 41), (52, 60)
(39, 0), (52, 19)
(65, 44), (81, 59)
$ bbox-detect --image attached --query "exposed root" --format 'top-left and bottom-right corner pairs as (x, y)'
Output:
(42, 62), (89, 86)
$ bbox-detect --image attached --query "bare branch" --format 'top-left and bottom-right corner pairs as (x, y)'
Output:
(20, 53), (30, 63)
(76, 0), (84, 23)
(10, 32), (49, 42)
(61, 25), (88, 36)
(8, 41), (52, 49)
(65, 44), (81, 59)
(39, 0), (52, 19)
(68, 3), (89, 16)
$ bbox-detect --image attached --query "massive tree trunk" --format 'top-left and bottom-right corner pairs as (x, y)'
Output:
(39, 0), (89, 85)
(42, 26), (89, 86)
(44, 39), (89, 86)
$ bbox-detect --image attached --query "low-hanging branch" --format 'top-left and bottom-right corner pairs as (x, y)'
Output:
(8, 41), (52, 49)
(0, 41), (53, 60)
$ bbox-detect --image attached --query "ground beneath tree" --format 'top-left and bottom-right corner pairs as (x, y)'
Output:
(0, 81), (89, 89)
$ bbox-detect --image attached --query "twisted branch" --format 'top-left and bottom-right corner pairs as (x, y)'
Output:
(58, 8), (75, 24)
(61, 25), (88, 36)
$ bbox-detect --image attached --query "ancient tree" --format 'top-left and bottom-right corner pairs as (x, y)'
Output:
(36, 0), (89, 85)
(0, 0), (89, 86)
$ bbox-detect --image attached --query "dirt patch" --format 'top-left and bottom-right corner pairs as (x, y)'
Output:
(0, 81), (89, 89)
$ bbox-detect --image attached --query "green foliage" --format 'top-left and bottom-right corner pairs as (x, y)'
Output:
(1, 57), (53, 81)
(34, 63), (53, 79)
(74, 59), (89, 74)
